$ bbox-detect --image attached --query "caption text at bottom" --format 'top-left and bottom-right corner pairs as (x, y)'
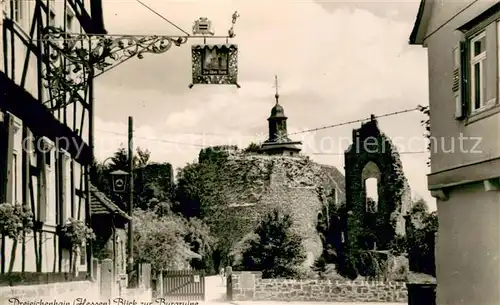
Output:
(8, 298), (199, 305)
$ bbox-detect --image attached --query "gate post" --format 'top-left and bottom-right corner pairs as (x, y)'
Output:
(158, 270), (163, 297)
(226, 266), (233, 301)
(100, 259), (114, 299)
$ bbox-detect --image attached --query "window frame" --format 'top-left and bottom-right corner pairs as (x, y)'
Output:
(49, 10), (56, 27)
(12, 152), (18, 203)
(66, 7), (75, 32)
(11, 0), (23, 23)
(11, 116), (22, 204)
(458, 8), (500, 122)
(40, 137), (55, 224)
(80, 243), (86, 266)
(469, 30), (488, 113)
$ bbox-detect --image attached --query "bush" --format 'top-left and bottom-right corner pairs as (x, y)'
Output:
(0, 203), (33, 239)
(240, 208), (306, 278)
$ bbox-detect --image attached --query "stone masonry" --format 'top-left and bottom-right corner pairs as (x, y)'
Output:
(344, 117), (412, 250)
(208, 150), (345, 267)
(229, 271), (408, 303)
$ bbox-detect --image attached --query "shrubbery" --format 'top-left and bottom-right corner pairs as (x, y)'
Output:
(239, 209), (306, 278)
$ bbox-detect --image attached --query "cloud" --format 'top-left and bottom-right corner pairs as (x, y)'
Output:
(94, 0), (433, 209)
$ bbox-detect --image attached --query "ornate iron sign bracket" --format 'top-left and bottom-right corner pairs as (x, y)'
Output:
(41, 26), (189, 111)
(40, 11), (240, 111)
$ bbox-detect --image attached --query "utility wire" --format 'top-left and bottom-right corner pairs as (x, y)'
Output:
(96, 106), (427, 153)
(311, 151), (427, 155)
(96, 128), (429, 154)
(286, 107), (420, 137)
(136, 0), (190, 36)
(96, 129), (206, 147)
(96, 129), (240, 137)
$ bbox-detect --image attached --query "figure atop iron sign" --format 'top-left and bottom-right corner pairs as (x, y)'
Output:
(189, 12), (240, 88)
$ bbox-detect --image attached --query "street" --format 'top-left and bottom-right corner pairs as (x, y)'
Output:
(205, 275), (228, 302)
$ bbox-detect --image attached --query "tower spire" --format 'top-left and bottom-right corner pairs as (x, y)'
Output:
(274, 74), (279, 104)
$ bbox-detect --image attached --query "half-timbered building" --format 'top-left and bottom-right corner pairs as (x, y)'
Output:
(0, 0), (106, 274)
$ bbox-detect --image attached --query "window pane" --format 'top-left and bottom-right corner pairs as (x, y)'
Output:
(473, 35), (486, 56)
(49, 12), (55, 26)
(13, 154), (18, 203)
(80, 245), (86, 265)
(482, 59), (487, 105)
(66, 14), (73, 31)
(474, 62), (481, 109)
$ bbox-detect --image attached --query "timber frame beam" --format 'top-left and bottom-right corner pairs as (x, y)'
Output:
(0, 71), (92, 165)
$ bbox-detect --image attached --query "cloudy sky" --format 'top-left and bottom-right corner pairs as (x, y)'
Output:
(93, 0), (434, 209)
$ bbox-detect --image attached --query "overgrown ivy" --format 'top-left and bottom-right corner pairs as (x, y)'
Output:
(418, 104), (430, 167)
(335, 124), (410, 280)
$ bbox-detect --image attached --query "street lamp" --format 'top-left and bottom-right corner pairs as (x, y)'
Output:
(110, 170), (129, 193)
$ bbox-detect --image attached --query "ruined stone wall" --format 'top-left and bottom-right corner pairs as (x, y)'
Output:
(208, 151), (345, 267)
(229, 271), (408, 303)
(344, 119), (412, 250)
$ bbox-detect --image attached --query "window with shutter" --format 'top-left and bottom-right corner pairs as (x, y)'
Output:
(453, 42), (467, 119)
(470, 31), (487, 112)
(498, 21), (500, 98)
(458, 12), (500, 120)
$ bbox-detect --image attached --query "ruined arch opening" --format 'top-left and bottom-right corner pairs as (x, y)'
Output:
(365, 178), (378, 213)
(362, 161), (381, 214)
(361, 161), (381, 250)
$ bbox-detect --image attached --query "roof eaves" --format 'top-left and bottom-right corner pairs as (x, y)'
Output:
(89, 184), (131, 221)
(409, 0), (428, 45)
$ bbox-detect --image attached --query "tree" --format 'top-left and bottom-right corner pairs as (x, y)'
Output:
(133, 209), (192, 270)
(244, 142), (260, 153)
(109, 147), (129, 171)
(105, 146), (151, 172)
(240, 208), (306, 278)
(174, 162), (223, 219)
(316, 198), (344, 265)
(183, 217), (217, 272)
(407, 206), (437, 276)
(136, 147), (151, 168)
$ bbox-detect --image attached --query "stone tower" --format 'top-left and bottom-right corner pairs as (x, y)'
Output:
(259, 75), (302, 156)
(344, 115), (412, 251)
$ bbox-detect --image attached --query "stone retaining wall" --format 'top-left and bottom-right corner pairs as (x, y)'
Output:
(230, 271), (407, 303)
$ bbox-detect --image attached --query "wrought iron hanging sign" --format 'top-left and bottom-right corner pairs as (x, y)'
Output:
(191, 44), (238, 86)
(189, 12), (239, 88)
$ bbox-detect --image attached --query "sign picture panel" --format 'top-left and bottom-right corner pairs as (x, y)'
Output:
(191, 44), (238, 85)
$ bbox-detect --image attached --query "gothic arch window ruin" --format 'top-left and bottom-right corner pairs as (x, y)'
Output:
(362, 161), (381, 214)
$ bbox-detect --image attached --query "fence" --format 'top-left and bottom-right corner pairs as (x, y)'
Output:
(157, 269), (205, 301)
